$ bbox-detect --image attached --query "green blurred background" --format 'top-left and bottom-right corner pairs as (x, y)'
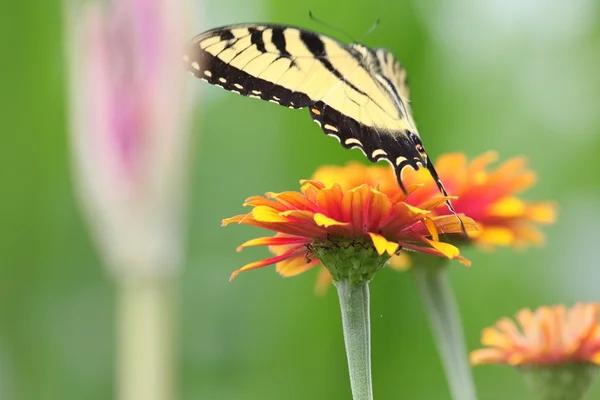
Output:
(2, 0), (600, 399)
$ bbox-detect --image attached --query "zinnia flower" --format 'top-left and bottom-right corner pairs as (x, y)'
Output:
(224, 180), (474, 281)
(313, 152), (556, 249)
(471, 303), (600, 366)
(471, 303), (600, 400)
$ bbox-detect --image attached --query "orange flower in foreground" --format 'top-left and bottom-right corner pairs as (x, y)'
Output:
(223, 180), (474, 280)
(313, 152), (556, 249)
(470, 303), (600, 366)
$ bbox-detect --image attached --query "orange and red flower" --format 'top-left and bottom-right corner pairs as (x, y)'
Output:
(470, 303), (600, 366)
(312, 152), (556, 249)
(224, 180), (474, 280)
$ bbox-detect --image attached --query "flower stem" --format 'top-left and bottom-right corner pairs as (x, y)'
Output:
(414, 266), (477, 400)
(117, 277), (175, 400)
(335, 279), (373, 400)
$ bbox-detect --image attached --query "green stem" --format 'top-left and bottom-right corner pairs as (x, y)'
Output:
(117, 277), (175, 400)
(414, 266), (477, 400)
(335, 279), (373, 400)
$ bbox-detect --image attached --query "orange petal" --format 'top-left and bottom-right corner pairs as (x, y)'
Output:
(383, 202), (430, 234)
(244, 195), (285, 210)
(269, 191), (319, 212)
(251, 206), (291, 223)
(236, 236), (309, 252)
(470, 348), (506, 365)
(526, 202), (557, 224)
(488, 197), (526, 218)
(229, 248), (303, 281)
(342, 185), (372, 235)
(422, 217), (439, 242)
(481, 326), (514, 349)
(367, 190), (393, 230)
(368, 232), (399, 255)
(316, 184), (344, 221)
(276, 254), (319, 277)
(475, 226), (515, 246)
(222, 214), (246, 226)
(300, 179), (326, 190)
(314, 213), (347, 227)
(314, 267), (333, 295)
(388, 252), (411, 271)
(424, 238), (460, 259)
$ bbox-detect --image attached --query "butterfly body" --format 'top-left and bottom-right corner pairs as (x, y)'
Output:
(184, 24), (451, 202)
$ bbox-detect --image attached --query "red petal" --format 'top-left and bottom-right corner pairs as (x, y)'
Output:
(229, 247), (304, 281)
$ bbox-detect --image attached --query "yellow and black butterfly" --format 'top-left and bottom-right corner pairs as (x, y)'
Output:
(183, 23), (461, 221)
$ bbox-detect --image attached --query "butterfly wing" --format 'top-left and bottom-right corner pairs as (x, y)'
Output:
(184, 25), (425, 192)
(374, 48), (463, 224)
(184, 24), (354, 109)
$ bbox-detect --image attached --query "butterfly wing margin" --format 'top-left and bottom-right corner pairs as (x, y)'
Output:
(183, 24), (359, 109)
(308, 98), (424, 193)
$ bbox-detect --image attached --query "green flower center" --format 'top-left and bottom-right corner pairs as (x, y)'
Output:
(311, 237), (391, 285)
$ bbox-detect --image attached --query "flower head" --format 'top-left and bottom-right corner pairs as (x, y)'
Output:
(313, 152), (556, 249)
(470, 303), (600, 366)
(224, 180), (474, 281)
(66, 0), (190, 277)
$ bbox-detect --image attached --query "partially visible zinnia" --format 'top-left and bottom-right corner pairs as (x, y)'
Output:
(224, 180), (475, 282)
(471, 303), (600, 366)
(471, 303), (600, 400)
(313, 152), (556, 249)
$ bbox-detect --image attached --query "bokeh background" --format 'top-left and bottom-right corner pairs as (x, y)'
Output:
(2, 0), (600, 399)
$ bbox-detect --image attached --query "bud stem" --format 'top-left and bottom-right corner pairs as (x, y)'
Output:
(117, 277), (175, 400)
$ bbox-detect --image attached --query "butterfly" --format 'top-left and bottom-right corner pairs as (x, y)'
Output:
(183, 24), (463, 228)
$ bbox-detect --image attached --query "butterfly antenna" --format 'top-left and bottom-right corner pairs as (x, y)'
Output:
(358, 18), (381, 43)
(426, 157), (468, 237)
(308, 11), (356, 43)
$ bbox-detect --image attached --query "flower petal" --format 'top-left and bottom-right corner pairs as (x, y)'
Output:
(422, 217), (439, 242)
(236, 236), (310, 252)
(229, 248), (304, 281)
(388, 252), (411, 271)
(251, 206), (292, 223)
(368, 232), (399, 255)
(314, 212), (347, 227)
(276, 253), (320, 277)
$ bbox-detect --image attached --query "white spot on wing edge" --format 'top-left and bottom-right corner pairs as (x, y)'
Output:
(269, 100), (279, 104)
(204, 70), (212, 77)
(395, 156), (407, 166)
(200, 77), (208, 82)
(234, 83), (243, 89)
(327, 133), (341, 143)
(324, 124), (338, 132)
(191, 62), (200, 70)
(345, 138), (362, 146)
(313, 120), (322, 127)
(372, 149), (387, 158)
(249, 95), (261, 99)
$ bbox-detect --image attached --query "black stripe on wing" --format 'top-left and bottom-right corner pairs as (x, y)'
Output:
(308, 100), (423, 193)
(299, 32), (368, 98)
(184, 29), (311, 109)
